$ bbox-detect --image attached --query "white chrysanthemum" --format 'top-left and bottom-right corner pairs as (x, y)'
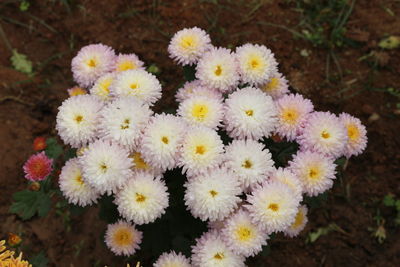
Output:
(175, 80), (222, 103)
(168, 27), (212, 65)
(71, 43), (115, 88)
(115, 172), (169, 225)
(105, 220), (142, 256)
(288, 150), (336, 197)
(140, 114), (186, 171)
(221, 209), (268, 257)
(260, 71), (289, 99)
(196, 47), (239, 92)
(56, 94), (104, 148)
(114, 53), (144, 72)
(298, 112), (348, 158)
(178, 94), (223, 129)
(154, 251), (191, 267)
(59, 158), (100, 206)
(246, 181), (299, 233)
(236, 43), (277, 86)
(90, 72), (115, 101)
(129, 151), (163, 177)
(184, 167), (242, 221)
(224, 87), (278, 140)
(339, 113), (368, 158)
(269, 168), (303, 203)
(284, 205), (308, 238)
(178, 127), (224, 176)
(191, 230), (245, 267)
(224, 139), (274, 189)
(111, 69), (162, 105)
(99, 97), (152, 150)
(80, 139), (133, 195)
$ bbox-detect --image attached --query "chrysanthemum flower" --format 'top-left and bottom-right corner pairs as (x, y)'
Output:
(260, 71), (289, 99)
(298, 112), (348, 158)
(23, 152), (53, 182)
(269, 168), (303, 203)
(111, 69), (162, 105)
(274, 94), (314, 141)
(99, 97), (152, 150)
(191, 230), (245, 267)
(223, 139), (274, 189)
(154, 251), (191, 267)
(184, 167), (242, 221)
(56, 94), (104, 148)
(288, 150), (336, 197)
(175, 80), (222, 103)
(129, 152), (163, 176)
(59, 158), (100, 207)
(105, 220), (142, 256)
(339, 113), (367, 158)
(196, 47), (239, 92)
(178, 94), (224, 129)
(114, 53), (144, 72)
(115, 172), (169, 225)
(0, 240), (31, 267)
(246, 181), (299, 233)
(140, 114), (186, 171)
(168, 27), (212, 65)
(71, 43), (115, 88)
(33, 137), (46, 151)
(224, 87), (278, 140)
(80, 139), (133, 195)
(236, 43), (277, 86)
(90, 72), (115, 101)
(67, 86), (87, 96)
(221, 209), (268, 257)
(284, 205), (308, 238)
(178, 126), (224, 176)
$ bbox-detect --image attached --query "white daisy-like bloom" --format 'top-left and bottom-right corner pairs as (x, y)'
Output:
(339, 113), (368, 158)
(260, 71), (289, 99)
(175, 80), (222, 103)
(105, 220), (142, 256)
(191, 230), (245, 267)
(56, 94), (104, 148)
(111, 69), (162, 105)
(71, 43), (115, 88)
(284, 205), (308, 238)
(154, 251), (191, 267)
(288, 150), (336, 197)
(196, 47), (240, 93)
(140, 114), (186, 171)
(224, 87), (278, 140)
(80, 139), (133, 195)
(178, 94), (224, 129)
(298, 112), (348, 158)
(129, 151), (163, 177)
(184, 167), (242, 222)
(115, 171), (169, 225)
(274, 94), (314, 141)
(221, 209), (268, 257)
(114, 53), (144, 72)
(168, 27), (212, 65)
(59, 158), (100, 207)
(99, 96), (152, 150)
(246, 181), (299, 233)
(90, 72), (115, 101)
(223, 139), (274, 189)
(236, 43), (278, 86)
(178, 126), (224, 176)
(269, 168), (303, 203)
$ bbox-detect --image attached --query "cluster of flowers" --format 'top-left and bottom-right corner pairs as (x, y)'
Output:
(52, 27), (367, 266)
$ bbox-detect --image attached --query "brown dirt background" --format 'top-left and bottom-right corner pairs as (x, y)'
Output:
(0, 0), (399, 266)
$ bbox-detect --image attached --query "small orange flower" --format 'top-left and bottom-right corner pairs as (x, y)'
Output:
(68, 86), (87, 96)
(28, 182), (40, 192)
(33, 137), (46, 151)
(7, 233), (22, 247)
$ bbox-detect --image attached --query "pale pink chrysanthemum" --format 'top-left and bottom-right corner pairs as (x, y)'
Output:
(175, 80), (222, 103)
(274, 94), (314, 141)
(168, 27), (212, 65)
(90, 72), (115, 101)
(298, 112), (348, 158)
(288, 150), (337, 197)
(339, 113), (367, 158)
(71, 43), (115, 88)
(114, 53), (144, 72)
(260, 71), (289, 99)
(105, 220), (142, 256)
(23, 152), (53, 181)
(269, 168), (303, 203)
(284, 205), (308, 238)
(154, 251), (191, 267)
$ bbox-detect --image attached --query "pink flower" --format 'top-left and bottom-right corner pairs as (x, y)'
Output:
(23, 152), (53, 181)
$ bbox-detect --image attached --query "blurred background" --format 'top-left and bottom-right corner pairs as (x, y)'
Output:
(0, 0), (399, 266)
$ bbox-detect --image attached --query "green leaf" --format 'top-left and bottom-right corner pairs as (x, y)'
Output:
(20, 1), (30, 11)
(98, 195), (119, 223)
(379, 36), (400, 49)
(38, 193), (52, 217)
(9, 190), (52, 220)
(30, 251), (48, 267)
(64, 148), (77, 161)
(11, 49), (33, 75)
(45, 138), (63, 159)
(383, 194), (395, 207)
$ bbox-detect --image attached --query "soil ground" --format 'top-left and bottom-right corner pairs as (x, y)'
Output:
(0, 0), (399, 266)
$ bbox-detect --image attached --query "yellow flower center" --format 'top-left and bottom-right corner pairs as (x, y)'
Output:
(248, 55), (263, 70)
(75, 175), (84, 186)
(161, 136), (169, 144)
(87, 58), (97, 67)
(307, 166), (321, 180)
(120, 119), (130, 130)
(100, 163), (108, 173)
(263, 77), (279, 92)
(235, 226), (252, 241)
(242, 159), (253, 169)
(117, 60), (136, 71)
(99, 78), (112, 94)
(321, 130), (330, 139)
(130, 83), (138, 90)
(213, 253), (224, 260)
(135, 193), (146, 202)
(68, 87), (86, 96)
(291, 209), (304, 229)
(268, 203), (279, 212)
(347, 124), (360, 142)
(113, 228), (133, 247)
(209, 190), (218, 197)
(214, 65), (222, 76)
(245, 109), (254, 116)
(74, 115), (83, 123)
(131, 152), (149, 170)
(179, 35), (197, 50)
(191, 104), (209, 121)
(195, 145), (206, 155)
(282, 108), (299, 124)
